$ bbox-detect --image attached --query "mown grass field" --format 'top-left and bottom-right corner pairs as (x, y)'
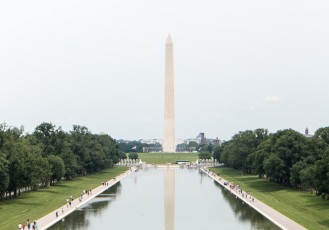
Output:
(138, 152), (199, 164)
(210, 167), (329, 230)
(0, 167), (127, 230)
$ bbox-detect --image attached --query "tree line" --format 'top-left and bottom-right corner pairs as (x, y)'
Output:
(213, 127), (329, 199)
(118, 140), (161, 153)
(0, 122), (124, 200)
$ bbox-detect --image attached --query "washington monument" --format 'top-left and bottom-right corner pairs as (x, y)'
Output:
(163, 33), (176, 153)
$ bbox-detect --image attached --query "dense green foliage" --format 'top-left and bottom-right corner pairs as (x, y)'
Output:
(128, 152), (139, 160)
(213, 127), (329, 199)
(187, 141), (199, 148)
(0, 122), (122, 199)
(198, 152), (212, 159)
(198, 143), (213, 153)
(210, 167), (329, 230)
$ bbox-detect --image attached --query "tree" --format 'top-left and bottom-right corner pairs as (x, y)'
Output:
(255, 129), (310, 185)
(290, 161), (307, 188)
(187, 141), (198, 148)
(129, 152), (138, 160)
(0, 122), (124, 200)
(213, 145), (224, 162)
(96, 134), (120, 166)
(264, 154), (285, 183)
(57, 140), (79, 179)
(314, 127), (329, 145)
(220, 142), (230, 165)
(199, 143), (213, 153)
(198, 152), (211, 159)
(119, 151), (127, 159)
(33, 122), (61, 156)
(220, 129), (268, 172)
(0, 153), (9, 199)
(312, 150), (329, 198)
(300, 165), (316, 192)
(70, 125), (91, 175)
(20, 142), (51, 190)
(0, 127), (30, 197)
(48, 155), (65, 186)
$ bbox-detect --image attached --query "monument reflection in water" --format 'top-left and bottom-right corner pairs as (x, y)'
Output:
(164, 169), (175, 230)
(48, 168), (280, 230)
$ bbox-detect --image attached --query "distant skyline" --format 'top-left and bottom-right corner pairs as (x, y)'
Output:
(1, 1), (328, 141)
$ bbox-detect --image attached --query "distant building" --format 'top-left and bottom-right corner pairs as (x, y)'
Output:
(140, 139), (161, 145)
(183, 132), (223, 146)
(303, 128), (313, 138)
(142, 146), (162, 152)
(176, 146), (197, 152)
(212, 137), (221, 145)
(117, 139), (133, 143)
(183, 138), (198, 144)
(200, 132), (206, 145)
(123, 131), (223, 153)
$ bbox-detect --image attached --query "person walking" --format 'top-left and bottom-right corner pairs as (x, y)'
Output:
(18, 223), (22, 230)
(32, 220), (37, 230)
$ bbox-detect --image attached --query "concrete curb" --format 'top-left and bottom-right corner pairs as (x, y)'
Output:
(38, 167), (136, 230)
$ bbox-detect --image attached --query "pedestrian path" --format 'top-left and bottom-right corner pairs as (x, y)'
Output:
(201, 168), (307, 230)
(37, 167), (136, 230)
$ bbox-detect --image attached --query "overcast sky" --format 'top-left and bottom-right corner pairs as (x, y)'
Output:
(1, 0), (328, 141)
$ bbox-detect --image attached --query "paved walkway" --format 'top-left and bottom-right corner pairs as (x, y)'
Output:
(36, 167), (136, 230)
(201, 168), (307, 230)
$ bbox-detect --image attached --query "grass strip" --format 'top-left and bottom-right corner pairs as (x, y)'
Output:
(138, 152), (199, 164)
(210, 167), (329, 230)
(0, 167), (128, 230)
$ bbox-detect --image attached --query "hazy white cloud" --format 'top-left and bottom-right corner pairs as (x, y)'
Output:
(262, 96), (282, 103)
(249, 96), (281, 111)
(248, 104), (261, 111)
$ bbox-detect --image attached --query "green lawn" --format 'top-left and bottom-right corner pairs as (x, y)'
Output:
(138, 152), (198, 164)
(0, 167), (128, 230)
(210, 167), (329, 230)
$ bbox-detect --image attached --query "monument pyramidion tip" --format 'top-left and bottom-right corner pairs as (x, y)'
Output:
(166, 33), (173, 44)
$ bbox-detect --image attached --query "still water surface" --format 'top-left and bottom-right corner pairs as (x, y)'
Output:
(49, 167), (280, 230)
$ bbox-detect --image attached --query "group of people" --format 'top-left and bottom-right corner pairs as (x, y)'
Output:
(101, 181), (109, 186)
(56, 189), (93, 218)
(202, 167), (255, 203)
(66, 195), (75, 207)
(18, 219), (38, 230)
(84, 189), (92, 196)
(228, 182), (255, 202)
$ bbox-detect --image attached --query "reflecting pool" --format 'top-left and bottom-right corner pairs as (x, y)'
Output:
(48, 167), (280, 230)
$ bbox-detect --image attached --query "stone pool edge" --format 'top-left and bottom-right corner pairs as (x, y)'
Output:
(38, 167), (137, 230)
(201, 167), (307, 230)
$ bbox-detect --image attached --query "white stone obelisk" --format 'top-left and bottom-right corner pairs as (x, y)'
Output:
(163, 33), (176, 153)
